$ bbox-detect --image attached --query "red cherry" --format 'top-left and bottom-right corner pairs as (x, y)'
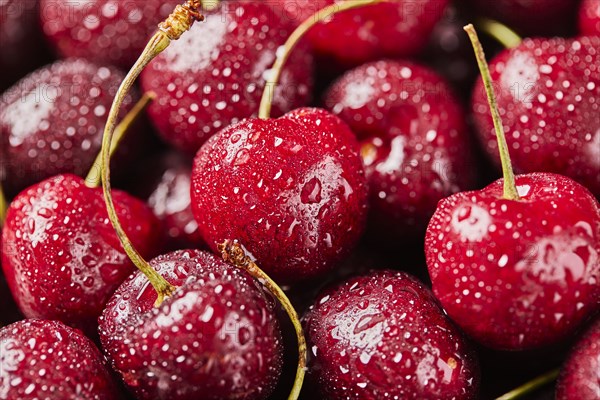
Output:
(426, 172), (600, 350)
(39, 0), (181, 69)
(0, 319), (121, 399)
(140, 0), (313, 154)
(0, 58), (139, 196)
(191, 107), (368, 283)
(303, 270), (480, 399)
(323, 60), (476, 239)
(1, 174), (161, 335)
(579, 0), (600, 35)
(99, 249), (283, 400)
(556, 317), (600, 400)
(471, 36), (600, 197)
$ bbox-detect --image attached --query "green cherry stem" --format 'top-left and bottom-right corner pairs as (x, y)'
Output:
(464, 24), (520, 201)
(257, 0), (387, 119)
(496, 368), (560, 400)
(218, 240), (306, 400)
(84, 91), (156, 188)
(0, 185), (7, 227)
(475, 18), (522, 49)
(100, 0), (204, 307)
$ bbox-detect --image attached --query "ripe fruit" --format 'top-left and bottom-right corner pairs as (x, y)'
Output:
(191, 107), (368, 283)
(0, 319), (120, 399)
(1, 174), (161, 335)
(579, 0), (600, 35)
(471, 36), (600, 196)
(39, 0), (181, 69)
(324, 60), (475, 240)
(556, 317), (600, 399)
(0, 58), (139, 195)
(303, 270), (480, 399)
(140, 0), (313, 154)
(99, 249), (283, 400)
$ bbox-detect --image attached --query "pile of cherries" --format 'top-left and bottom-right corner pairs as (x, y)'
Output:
(1, 0), (598, 399)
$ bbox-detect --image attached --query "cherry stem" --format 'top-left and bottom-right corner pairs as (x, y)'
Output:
(0, 185), (7, 227)
(219, 240), (306, 400)
(475, 18), (522, 49)
(464, 24), (520, 201)
(84, 91), (156, 188)
(100, 0), (204, 307)
(495, 368), (559, 400)
(257, 0), (387, 120)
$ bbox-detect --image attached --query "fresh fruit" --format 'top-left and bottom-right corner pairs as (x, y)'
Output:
(1, 174), (161, 335)
(579, 0), (600, 35)
(471, 36), (600, 197)
(556, 317), (600, 400)
(272, 0), (448, 69)
(0, 319), (120, 399)
(324, 60), (475, 240)
(0, 58), (139, 195)
(303, 270), (480, 399)
(140, 0), (313, 154)
(99, 249), (283, 400)
(39, 0), (181, 69)
(191, 107), (368, 283)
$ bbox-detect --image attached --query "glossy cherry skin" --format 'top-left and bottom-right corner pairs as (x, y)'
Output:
(579, 0), (600, 35)
(0, 319), (120, 400)
(1, 174), (161, 336)
(471, 37), (600, 197)
(0, 58), (138, 196)
(303, 270), (480, 400)
(324, 60), (475, 240)
(99, 249), (282, 400)
(140, 0), (313, 154)
(556, 317), (600, 400)
(39, 0), (180, 69)
(191, 107), (368, 284)
(426, 173), (600, 351)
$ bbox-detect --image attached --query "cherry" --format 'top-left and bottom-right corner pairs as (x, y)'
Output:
(191, 107), (368, 283)
(323, 60), (475, 240)
(99, 249), (283, 400)
(39, 0), (181, 69)
(556, 317), (600, 400)
(140, 0), (313, 154)
(579, 0), (600, 35)
(0, 319), (120, 399)
(426, 26), (600, 351)
(303, 270), (480, 399)
(0, 58), (139, 196)
(471, 36), (600, 197)
(1, 174), (161, 335)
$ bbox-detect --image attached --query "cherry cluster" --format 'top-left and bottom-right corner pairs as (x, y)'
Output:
(0, 1), (598, 399)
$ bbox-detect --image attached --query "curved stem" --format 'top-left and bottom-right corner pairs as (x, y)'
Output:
(0, 185), (7, 227)
(85, 91), (156, 188)
(475, 18), (522, 49)
(219, 240), (306, 400)
(464, 24), (520, 201)
(495, 368), (559, 400)
(100, 0), (205, 307)
(258, 0), (386, 119)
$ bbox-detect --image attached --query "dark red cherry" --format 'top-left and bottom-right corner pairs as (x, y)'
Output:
(99, 249), (283, 400)
(0, 58), (139, 196)
(39, 0), (180, 69)
(0, 319), (121, 399)
(471, 36), (600, 197)
(324, 60), (475, 240)
(556, 317), (600, 400)
(191, 107), (368, 284)
(303, 270), (480, 400)
(579, 0), (600, 35)
(1, 174), (161, 335)
(140, 0), (313, 154)
(426, 172), (600, 350)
